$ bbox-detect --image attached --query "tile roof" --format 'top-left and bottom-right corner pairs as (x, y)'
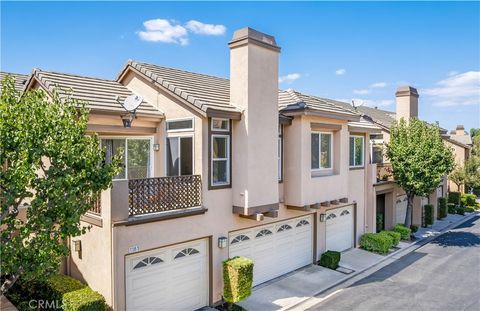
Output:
(449, 134), (473, 146)
(29, 69), (163, 116)
(0, 72), (29, 93)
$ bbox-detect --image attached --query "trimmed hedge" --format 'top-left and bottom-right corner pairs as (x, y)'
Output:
(393, 224), (411, 240)
(465, 206), (476, 213)
(461, 194), (477, 207)
(438, 197), (447, 219)
(381, 231), (401, 246)
(448, 192), (461, 205)
(456, 207), (465, 215)
(410, 225), (418, 233)
(360, 233), (392, 254)
(319, 251), (341, 270)
(223, 256), (254, 303)
(424, 204), (434, 226)
(447, 203), (456, 214)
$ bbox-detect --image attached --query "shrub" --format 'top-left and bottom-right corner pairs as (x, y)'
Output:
(410, 225), (418, 233)
(223, 256), (254, 303)
(360, 233), (392, 254)
(448, 192), (461, 205)
(424, 204), (434, 226)
(376, 213), (384, 233)
(46, 275), (85, 302)
(438, 197), (447, 219)
(381, 231), (401, 246)
(447, 203), (456, 214)
(319, 251), (341, 269)
(63, 287), (107, 311)
(465, 206), (475, 213)
(456, 207), (465, 215)
(393, 224), (411, 240)
(461, 193), (477, 207)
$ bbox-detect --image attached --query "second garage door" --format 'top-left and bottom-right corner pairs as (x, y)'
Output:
(325, 205), (354, 252)
(229, 215), (313, 286)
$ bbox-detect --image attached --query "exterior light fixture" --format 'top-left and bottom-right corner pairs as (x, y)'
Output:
(153, 144), (160, 152)
(218, 236), (228, 249)
(319, 213), (326, 222)
(116, 94), (143, 128)
(73, 240), (82, 252)
(121, 114), (134, 128)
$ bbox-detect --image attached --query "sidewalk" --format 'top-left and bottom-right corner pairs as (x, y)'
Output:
(238, 212), (478, 311)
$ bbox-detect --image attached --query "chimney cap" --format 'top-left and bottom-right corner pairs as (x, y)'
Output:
(456, 124), (465, 130)
(229, 27), (280, 52)
(395, 85), (419, 98)
(450, 130), (456, 134)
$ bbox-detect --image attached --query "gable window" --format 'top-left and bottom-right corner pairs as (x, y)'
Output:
(210, 118), (231, 188)
(349, 135), (364, 167)
(311, 132), (332, 170)
(166, 118), (194, 132)
(102, 138), (152, 180)
(166, 136), (193, 176)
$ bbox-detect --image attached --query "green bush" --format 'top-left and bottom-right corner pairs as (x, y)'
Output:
(448, 192), (461, 205)
(465, 206), (476, 213)
(319, 251), (341, 269)
(381, 231), (401, 246)
(63, 287), (107, 311)
(360, 233), (392, 254)
(376, 213), (384, 233)
(424, 204), (434, 226)
(461, 193), (477, 207)
(46, 275), (86, 302)
(410, 225), (418, 233)
(393, 224), (411, 240)
(456, 207), (465, 215)
(447, 203), (456, 214)
(438, 197), (447, 219)
(223, 256), (254, 303)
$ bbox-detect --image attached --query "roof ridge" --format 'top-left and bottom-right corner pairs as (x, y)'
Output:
(33, 69), (119, 84)
(0, 71), (28, 77)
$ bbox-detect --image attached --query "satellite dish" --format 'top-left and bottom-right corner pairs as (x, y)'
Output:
(351, 99), (364, 109)
(122, 94), (143, 112)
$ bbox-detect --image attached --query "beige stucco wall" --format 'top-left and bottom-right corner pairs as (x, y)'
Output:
(444, 140), (468, 192)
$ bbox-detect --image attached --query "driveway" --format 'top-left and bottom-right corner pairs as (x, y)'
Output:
(308, 216), (480, 311)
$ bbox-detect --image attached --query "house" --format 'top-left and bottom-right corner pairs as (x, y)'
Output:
(444, 125), (473, 192)
(1, 27), (455, 310)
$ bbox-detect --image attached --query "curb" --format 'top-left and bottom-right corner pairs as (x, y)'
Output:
(285, 212), (479, 311)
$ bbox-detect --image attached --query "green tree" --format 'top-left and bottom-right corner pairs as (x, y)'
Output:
(449, 164), (466, 192)
(0, 76), (119, 294)
(464, 157), (480, 193)
(386, 118), (454, 227)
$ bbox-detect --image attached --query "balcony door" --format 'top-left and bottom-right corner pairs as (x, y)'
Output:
(166, 136), (193, 176)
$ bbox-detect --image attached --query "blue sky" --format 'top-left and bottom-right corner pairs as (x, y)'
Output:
(2, 1), (479, 132)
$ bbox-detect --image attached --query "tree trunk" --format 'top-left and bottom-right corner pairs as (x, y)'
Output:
(404, 192), (415, 228)
(0, 273), (19, 296)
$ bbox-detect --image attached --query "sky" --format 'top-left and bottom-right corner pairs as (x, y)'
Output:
(1, 1), (479, 132)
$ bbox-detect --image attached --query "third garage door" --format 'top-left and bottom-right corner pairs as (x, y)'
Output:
(325, 205), (354, 252)
(229, 215), (313, 286)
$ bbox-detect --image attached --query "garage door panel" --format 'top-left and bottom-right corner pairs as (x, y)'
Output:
(326, 206), (354, 252)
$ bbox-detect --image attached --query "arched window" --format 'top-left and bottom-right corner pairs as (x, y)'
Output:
(255, 229), (273, 238)
(326, 213), (336, 220)
(296, 219), (310, 227)
(133, 256), (163, 269)
(277, 224), (292, 232)
(174, 248), (199, 259)
(340, 210), (351, 216)
(231, 234), (250, 244)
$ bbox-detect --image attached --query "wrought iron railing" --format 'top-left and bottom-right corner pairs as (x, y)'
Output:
(88, 194), (102, 215)
(128, 175), (202, 216)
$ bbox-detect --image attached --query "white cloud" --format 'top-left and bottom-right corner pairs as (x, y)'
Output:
(352, 98), (394, 108)
(138, 19), (188, 45)
(369, 82), (387, 88)
(423, 71), (480, 107)
(353, 89), (371, 95)
(186, 20), (226, 35)
(335, 69), (346, 75)
(279, 73), (301, 84)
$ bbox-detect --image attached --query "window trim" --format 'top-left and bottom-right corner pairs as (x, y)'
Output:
(349, 134), (365, 168)
(208, 118), (232, 190)
(165, 133), (195, 177)
(311, 131), (333, 171)
(100, 136), (154, 181)
(278, 125), (284, 183)
(166, 117), (194, 133)
(211, 118), (230, 132)
(211, 134), (230, 186)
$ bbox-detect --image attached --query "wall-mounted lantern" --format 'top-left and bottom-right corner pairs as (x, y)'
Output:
(319, 213), (326, 222)
(153, 144), (160, 152)
(73, 240), (82, 252)
(218, 236), (228, 249)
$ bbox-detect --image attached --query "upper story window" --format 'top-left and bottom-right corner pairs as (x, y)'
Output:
(166, 136), (193, 176)
(370, 134), (384, 164)
(210, 118), (231, 188)
(278, 125), (283, 182)
(102, 138), (152, 180)
(166, 118), (194, 132)
(349, 135), (364, 167)
(311, 132), (332, 170)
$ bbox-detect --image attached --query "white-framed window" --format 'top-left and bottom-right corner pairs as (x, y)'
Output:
(278, 125), (283, 181)
(101, 137), (153, 180)
(211, 134), (230, 185)
(311, 132), (333, 170)
(166, 135), (194, 176)
(166, 118), (194, 133)
(349, 135), (364, 167)
(211, 118), (229, 132)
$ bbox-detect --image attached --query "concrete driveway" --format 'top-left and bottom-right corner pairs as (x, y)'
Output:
(308, 216), (480, 311)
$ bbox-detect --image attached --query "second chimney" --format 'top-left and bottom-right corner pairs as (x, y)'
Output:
(455, 125), (465, 136)
(395, 85), (419, 121)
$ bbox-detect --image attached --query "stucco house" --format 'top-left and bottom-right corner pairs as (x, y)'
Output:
(1, 27), (462, 310)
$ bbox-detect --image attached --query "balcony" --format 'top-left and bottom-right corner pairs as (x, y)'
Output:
(111, 175), (205, 223)
(376, 163), (394, 183)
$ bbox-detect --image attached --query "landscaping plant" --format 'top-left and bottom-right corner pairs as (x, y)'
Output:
(460, 193), (477, 207)
(223, 257), (254, 305)
(456, 207), (465, 216)
(319, 251), (341, 270)
(386, 118), (454, 228)
(360, 233), (393, 254)
(393, 224), (411, 240)
(381, 231), (401, 246)
(448, 192), (461, 206)
(465, 206), (476, 213)
(437, 197), (447, 219)
(410, 225), (418, 233)
(0, 76), (120, 294)
(447, 203), (456, 214)
(424, 204), (434, 226)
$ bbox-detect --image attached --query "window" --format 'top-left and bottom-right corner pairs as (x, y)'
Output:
(166, 118), (193, 132)
(174, 248), (199, 259)
(278, 125), (283, 181)
(277, 224), (292, 232)
(102, 138), (152, 180)
(231, 235), (250, 244)
(255, 229), (273, 238)
(349, 135), (364, 167)
(296, 219), (310, 227)
(166, 136), (193, 176)
(211, 118), (229, 131)
(370, 134), (384, 164)
(133, 256), (163, 270)
(311, 132), (332, 170)
(212, 135), (230, 185)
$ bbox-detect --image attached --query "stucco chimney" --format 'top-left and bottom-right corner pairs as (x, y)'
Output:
(229, 27), (280, 216)
(455, 125), (465, 136)
(395, 85), (419, 121)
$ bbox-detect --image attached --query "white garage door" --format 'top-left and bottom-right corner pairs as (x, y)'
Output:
(229, 215), (313, 286)
(126, 239), (208, 311)
(326, 205), (354, 252)
(396, 194), (408, 225)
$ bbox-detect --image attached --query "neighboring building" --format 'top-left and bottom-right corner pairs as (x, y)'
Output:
(0, 27), (458, 310)
(444, 125), (472, 192)
(0, 71), (28, 93)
